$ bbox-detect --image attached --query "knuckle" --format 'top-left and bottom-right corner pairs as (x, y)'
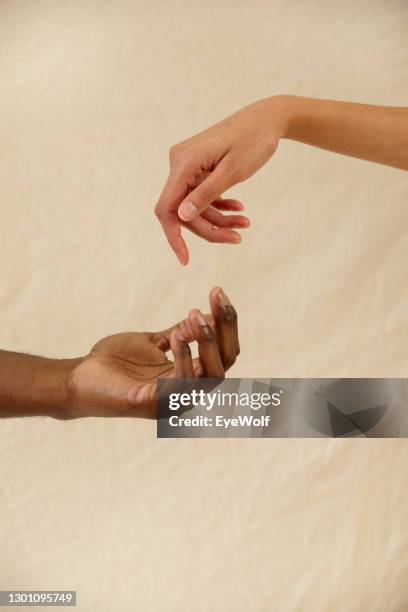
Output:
(169, 144), (194, 174)
(179, 157), (196, 177)
(169, 144), (182, 162)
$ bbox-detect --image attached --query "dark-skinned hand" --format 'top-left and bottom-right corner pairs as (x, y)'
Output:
(64, 287), (239, 419)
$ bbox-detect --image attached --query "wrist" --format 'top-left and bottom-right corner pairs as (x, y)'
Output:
(268, 95), (318, 140)
(0, 350), (83, 419)
(33, 357), (81, 419)
(52, 357), (84, 419)
(266, 95), (304, 140)
(278, 95), (328, 143)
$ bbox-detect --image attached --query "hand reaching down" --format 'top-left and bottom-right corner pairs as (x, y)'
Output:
(155, 95), (408, 264)
(154, 97), (288, 264)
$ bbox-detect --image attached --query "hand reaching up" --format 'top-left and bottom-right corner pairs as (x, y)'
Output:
(65, 287), (239, 419)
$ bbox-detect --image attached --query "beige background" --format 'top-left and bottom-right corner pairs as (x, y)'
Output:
(1, 1), (408, 610)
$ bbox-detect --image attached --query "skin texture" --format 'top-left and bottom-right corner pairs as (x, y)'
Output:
(0, 288), (239, 420)
(155, 95), (408, 265)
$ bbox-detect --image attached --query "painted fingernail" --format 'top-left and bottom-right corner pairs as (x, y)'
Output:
(217, 289), (231, 306)
(174, 329), (185, 342)
(194, 310), (207, 326)
(194, 311), (213, 339)
(184, 319), (192, 333)
(178, 201), (198, 221)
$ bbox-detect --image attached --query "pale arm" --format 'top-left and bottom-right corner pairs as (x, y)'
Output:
(284, 96), (408, 170)
(155, 95), (408, 264)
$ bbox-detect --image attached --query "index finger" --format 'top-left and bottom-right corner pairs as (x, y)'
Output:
(189, 309), (225, 378)
(151, 313), (214, 351)
(155, 173), (189, 265)
(158, 211), (189, 265)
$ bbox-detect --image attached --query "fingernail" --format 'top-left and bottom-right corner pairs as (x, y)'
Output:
(178, 201), (198, 221)
(217, 289), (231, 306)
(230, 234), (241, 243)
(194, 310), (213, 339)
(194, 310), (208, 327)
(174, 329), (185, 342)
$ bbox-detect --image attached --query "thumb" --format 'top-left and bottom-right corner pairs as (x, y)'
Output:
(127, 382), (158, 419)
(178, 158), (234, 222)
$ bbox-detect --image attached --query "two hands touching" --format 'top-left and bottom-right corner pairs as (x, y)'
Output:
(0, 288), (238, 420)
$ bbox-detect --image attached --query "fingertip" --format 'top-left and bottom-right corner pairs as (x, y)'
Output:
(210, 286), (223, 307)
(189, 308), (207, 329)
(174, 239), (189, 265)
(213, 198), (245, 212)
(170, 328), (184, 344)
(188, 307), (200, 323)
(170, 329), (192, 361)
(178, 201), (199, 222)
(209, 287), (222, 320)
(228, 200), (245, 211)
(177, 251), (189, 265)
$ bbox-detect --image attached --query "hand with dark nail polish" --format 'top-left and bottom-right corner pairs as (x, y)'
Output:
(52, 287), (240, 420)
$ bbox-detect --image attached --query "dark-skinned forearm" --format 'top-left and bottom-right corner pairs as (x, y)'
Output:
(0, 350), (77, 418)
(278, 95), (408, 171)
